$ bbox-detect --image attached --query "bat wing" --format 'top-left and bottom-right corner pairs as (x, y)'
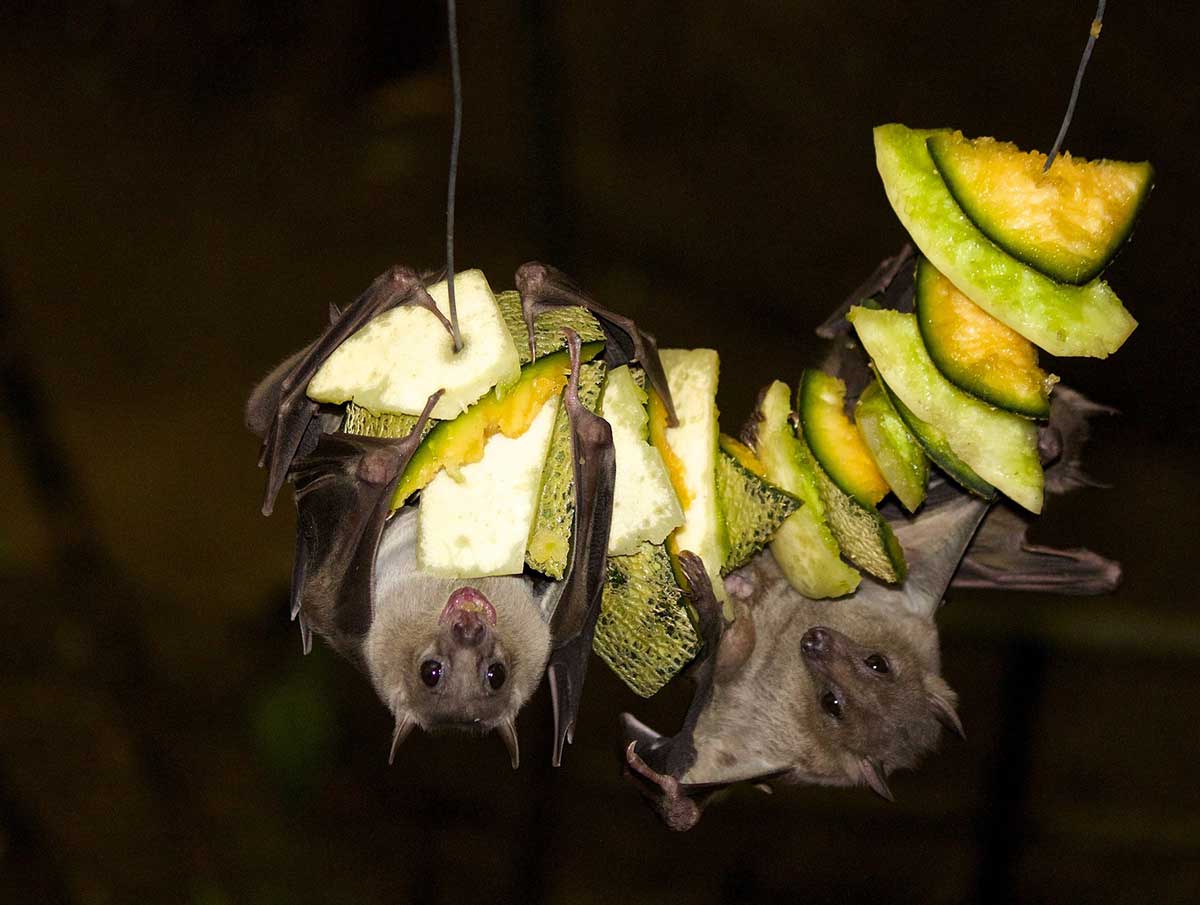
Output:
(546, 330), (617, 766)
(515, 261), (679, 425)
(287, 393), (439, 664)
(247, 266), (453, 516)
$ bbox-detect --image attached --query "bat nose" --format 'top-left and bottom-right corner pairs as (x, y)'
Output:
(452, 611), (487, 647)
(801, 627), (831, 657)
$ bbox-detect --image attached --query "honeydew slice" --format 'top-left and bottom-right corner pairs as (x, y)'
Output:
(307, 269), (521, 420)
(417, 394), (559, 576)
(650, 349), (729, 602)
(849, 305), (1043, 513)
(600, 365), (685, 556)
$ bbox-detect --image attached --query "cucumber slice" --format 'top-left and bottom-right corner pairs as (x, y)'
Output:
(496, 291), (606, 364)
(391, 341), (604, 509)
(308, 269), (522, 419)
(716, 445), (801, 575)
(804, 434), (906, 584)
(854, 380), (928, 513)
(880, 381), (996, 501)
(594, 542), (701, 698)
(600, 365), (685, 556)
(849, 306), (1041, 512)
(915, 257), (1058, 419)
(526, 361), (606, 579)
(798, 370), (889, 506)
(874, 123), (1136, 358)
(752, 381), (860, 599)
(417, 394), (560, 576)
(927, 131), (1154, 285)
(651, 349), (730, 602)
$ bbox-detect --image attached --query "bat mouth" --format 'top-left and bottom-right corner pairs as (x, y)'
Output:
(440, 587), (498, 627)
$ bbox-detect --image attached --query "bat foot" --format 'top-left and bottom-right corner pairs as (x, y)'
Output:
(622, 741), (704, 832)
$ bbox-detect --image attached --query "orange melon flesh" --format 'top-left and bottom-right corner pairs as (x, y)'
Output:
(928, 131), (1153, 285)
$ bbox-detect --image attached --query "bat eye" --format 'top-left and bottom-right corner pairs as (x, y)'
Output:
(486, 662), (507, 690)
(821, 691), (843, 719)
(420, 659), (443, 687)
(865, 654), (890, 674)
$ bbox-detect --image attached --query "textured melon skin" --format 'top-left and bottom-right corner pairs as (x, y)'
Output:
(850, 306), (1041, 511)
(928, 131), (1154, 286)
(874, 124), (1136, 358)
(594, 542), (700, 698)
(716, 448), (800, 575)
(854, 380), (928, 513)
(915, 257), (1057, 419)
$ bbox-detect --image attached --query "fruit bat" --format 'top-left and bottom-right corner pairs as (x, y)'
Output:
(619, 259), (1121, 830)
(246, 264), (668, 766)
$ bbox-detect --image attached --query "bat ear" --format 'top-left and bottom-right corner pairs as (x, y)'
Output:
(923, 675), (965, 740)
(387, 713), (416, 765)
(857, 757), (895, 802)
(498, 716), (520, 770)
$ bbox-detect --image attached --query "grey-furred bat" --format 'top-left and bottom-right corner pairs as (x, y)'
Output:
(620, 258), (1122, 831)
(246, 263), (665, 767)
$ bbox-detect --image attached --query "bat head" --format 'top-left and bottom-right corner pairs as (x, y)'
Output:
(365, 572), (553, 768)
(798, 623), (962, 799)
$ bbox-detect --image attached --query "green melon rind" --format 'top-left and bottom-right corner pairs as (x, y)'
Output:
(754, 381), (860, 598)
(496, 291), (606, 365)
(854, 380), (928, 513)
(525, 361), (606, 579)
(914, 257), (1054, 419)
(927, 132), (1155, 286)
(594, 542), (700, 698)
(716, 448), (801, 576)
(802, 434), (906, 584)
(850, 305), (1042, 510)
(880, 380), (996, 501)
(342, 403), (432, 441)
(873, 123), (1136, 358)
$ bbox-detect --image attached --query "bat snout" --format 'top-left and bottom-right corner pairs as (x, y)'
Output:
(450, 610), (488, 647)
(801, 626), (834, 658)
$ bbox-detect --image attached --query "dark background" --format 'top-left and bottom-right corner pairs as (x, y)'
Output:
(1, 2), (1197, 903)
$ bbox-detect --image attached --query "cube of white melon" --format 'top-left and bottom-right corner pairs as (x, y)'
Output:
(417, 394), (560, 577)
(601, 366), (684, 556)
(658, 349), (729, 602)
(307, 269), (520, 420)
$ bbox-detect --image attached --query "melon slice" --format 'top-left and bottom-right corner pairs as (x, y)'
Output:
(601, 365), (685, 557)
(417, 394), (559, 576)
(307, 269), (521, 419)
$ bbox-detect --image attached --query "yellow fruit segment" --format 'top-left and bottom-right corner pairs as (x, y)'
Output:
(928, 131), (1153, 284)
(798, 371), (889, 507)
(718, 433), (768, 478)
(916, 259), (1057, 418)
(391, 343), (602, 509)
(648, 387), (693, 511)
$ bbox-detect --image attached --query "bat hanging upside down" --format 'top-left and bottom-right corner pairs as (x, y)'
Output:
(246, 254), (1119, 828)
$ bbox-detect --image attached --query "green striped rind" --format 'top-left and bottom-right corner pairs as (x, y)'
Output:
(803, 436), (906, 584)
(496, 291), (606, 365)
(880, 381), (996, 501)
(754, 381), (860, 598)
(873, 123), (1136, 358)
(850, 305), (1041, 511)
(343, 403), (435, 441)
(525, 361), (606, 578)
(594, 542), (700, 698)
(854, 380), (928, 513)
(927, 132), (1154, 286)
(716, 449), (801, 575)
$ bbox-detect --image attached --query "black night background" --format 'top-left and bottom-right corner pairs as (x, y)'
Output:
(0, 2), (1196, 903)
